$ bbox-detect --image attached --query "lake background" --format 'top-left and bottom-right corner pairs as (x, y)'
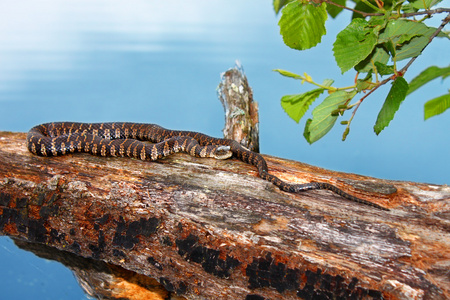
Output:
(0, 0), (449, 298)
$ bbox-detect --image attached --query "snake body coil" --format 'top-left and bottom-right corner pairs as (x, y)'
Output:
(27, 122), (388, 210)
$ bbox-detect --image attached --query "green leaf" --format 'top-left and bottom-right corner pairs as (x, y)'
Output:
(439, 31), (450, 39)
(378, 19), (443, 61)
(424, 93), (450, 120)
(356, 79), (372, 91)
(278, 1), (328, 50)
(399, 3), (417, 13)
(333, 18), (378, 73)
(378, 21), (422, 44)
(407, 65), (450, 95)
(273, 0), (295, 14)
(326, 0), (345, 18)
(397, 33), (422, 45)
(306, 90), (357, 143)
(368, 16), (388, 28)
(355, 45), (390, 73)
(356, 70), (373, 91)
(273, 69), (303, 79)
(281, 89), (325, 123)
(410, 0), (442, 9)
(321, 79), (335, 87)
(374, 62), (395, 75)
(393, 0), (407, 11)
(352, 0), (376, 19)
(374, 77), (409, 134)
(384, 40), (397, 57)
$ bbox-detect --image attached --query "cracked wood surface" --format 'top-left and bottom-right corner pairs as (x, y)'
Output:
(0, 131), (449, 300)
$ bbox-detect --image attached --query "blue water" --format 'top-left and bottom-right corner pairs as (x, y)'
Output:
(0, 1), (449, 298)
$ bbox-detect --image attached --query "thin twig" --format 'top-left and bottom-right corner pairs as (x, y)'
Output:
(401, 8), (450, 18)
(349, 77), (391, 122)
(324, 0), (381, 17)
(324, 0), (450, 18)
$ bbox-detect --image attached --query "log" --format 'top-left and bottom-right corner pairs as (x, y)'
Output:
(1, 130), (449, 300)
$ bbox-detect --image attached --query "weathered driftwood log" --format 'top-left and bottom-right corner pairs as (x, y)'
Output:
(1, 131), (449, 300)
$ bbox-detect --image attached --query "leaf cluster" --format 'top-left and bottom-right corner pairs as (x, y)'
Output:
(274, 0), (450, 143)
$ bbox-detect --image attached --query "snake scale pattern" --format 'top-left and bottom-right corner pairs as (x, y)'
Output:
(27, 122), (388, 210)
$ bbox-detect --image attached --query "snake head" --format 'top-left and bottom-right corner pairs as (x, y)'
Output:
(213, 146), (232, 159)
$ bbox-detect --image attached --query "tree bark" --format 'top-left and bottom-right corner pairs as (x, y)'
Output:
(0, 131), (449, 300)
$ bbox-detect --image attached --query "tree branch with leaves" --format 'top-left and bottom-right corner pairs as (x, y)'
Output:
(273, 0), (449, 143)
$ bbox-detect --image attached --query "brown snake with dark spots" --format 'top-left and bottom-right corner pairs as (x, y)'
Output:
(27, 122), (388, 210)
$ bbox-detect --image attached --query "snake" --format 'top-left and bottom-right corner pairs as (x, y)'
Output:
(27, 122), (388, 210)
